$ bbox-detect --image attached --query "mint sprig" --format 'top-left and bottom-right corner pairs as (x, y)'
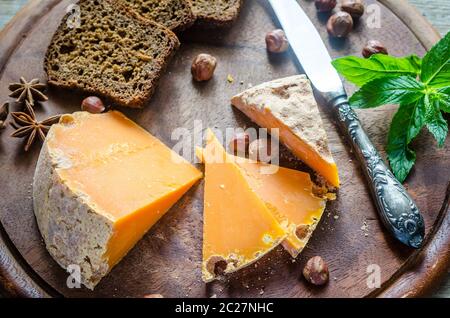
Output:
(426, 96), (448, 147)
(331, 54), (421, 87)
(333, 31), (450, 182)
(421, 31), (450, 88)
(349, 76), (425, 108)
(436, 87), (450, 113)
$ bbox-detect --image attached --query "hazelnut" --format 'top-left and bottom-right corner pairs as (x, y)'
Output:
(362, 40), (388, 58)
(327, 12), (353, 38)
(341, 0), (365, 19)
(296, 225), (310, 240)
(303, 256), (329, 286)
(229, 132), (250, 155)
(191, 53), (217, 82)
(81, 96), (105, 114)
(265, 29), (289, 53)
(314, 0), (337, 12)
(206, 256), (228, 276)
(144, 294), (164, 298)
(248, 138), (278, 163)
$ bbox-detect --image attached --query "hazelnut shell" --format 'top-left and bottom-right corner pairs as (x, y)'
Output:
(230, 132), (250, 155)
(81, 96), (105, 114)
(303, 256), (329, 286)
(314, 0), (337, 12)
(327, 12), (354, 38)
(341, 0), (365, 19)
(362, 40), (388, 58)
(191, 54), (217, 82)
(265, 29), (289, 53)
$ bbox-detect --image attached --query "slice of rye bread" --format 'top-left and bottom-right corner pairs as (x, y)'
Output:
(118, 0), (196, 33)
(190, 0), (243, 28)
(44, 0), (180, 108)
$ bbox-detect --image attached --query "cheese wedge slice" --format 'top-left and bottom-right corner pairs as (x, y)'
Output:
(197, 134), (327, 259)
(231, 75), (340, 187)
(198, 129), (286, 282)
(236, 161), (327, 258)
(33, 111), (202, 289)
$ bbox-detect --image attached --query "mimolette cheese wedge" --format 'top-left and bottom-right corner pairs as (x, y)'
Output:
(198, 129), (286, 282)
(235, 161), (327, 258)
(33, 111), (202, 289)
(231, 75), (340, 187)
(197, 132), (328, 260)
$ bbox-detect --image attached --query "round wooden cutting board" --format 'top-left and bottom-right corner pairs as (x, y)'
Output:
(0, 0), (448, 298)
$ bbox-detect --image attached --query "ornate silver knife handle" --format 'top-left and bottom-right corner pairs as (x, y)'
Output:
(331, 95), (425, 248)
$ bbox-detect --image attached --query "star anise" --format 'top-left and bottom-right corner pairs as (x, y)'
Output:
(8, 77), (48, 105)
(0, 101), (9, 129)
(24, 100), (35, 114)
(10, 107), (60, 151)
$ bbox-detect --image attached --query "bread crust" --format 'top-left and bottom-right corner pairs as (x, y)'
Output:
(118, 0), (197, 33)
(44, 0), (180, 108)
(190, 0), (243, 28)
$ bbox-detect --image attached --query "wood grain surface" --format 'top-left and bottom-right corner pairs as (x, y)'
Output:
(0, 0), (449, 298)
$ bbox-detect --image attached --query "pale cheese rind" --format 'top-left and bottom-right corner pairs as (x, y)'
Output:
(33, 142), (114, 290)
(33, 111), (202, 289)
(231, 75), (339, 187)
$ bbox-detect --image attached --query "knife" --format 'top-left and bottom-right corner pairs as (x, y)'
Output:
(268, 0), (425, 248)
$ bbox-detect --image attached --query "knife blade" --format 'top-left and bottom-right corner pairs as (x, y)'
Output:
(269, 0), (342, 94)
(269, 0), (425, 248)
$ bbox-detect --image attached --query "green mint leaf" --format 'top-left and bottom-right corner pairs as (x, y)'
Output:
(408, 54), (423, 71)
(388, 147), (416, 183)
(427, 115), (448, 147)
(429, 62), (450, 89)
(387, 103), (418, 182)
(436, 87), (450, 113)
(421, 32), (450, 88)
(426, 97), (448, 147)
(406, 96), (427, 144)
(349, 76), (425, 109)
(332, 54), (422, 87)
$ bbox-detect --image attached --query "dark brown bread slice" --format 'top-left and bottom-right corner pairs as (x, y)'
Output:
(190, 0), (243, 28)
(118, 0), (196, 33)
(44, 0), (180, 108)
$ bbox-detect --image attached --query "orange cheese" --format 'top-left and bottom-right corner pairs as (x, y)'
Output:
(198, 130), (327, 260)
(236, 161), (327, 258)
(34, 111), (202, 289)
(57, 146), (202, 268)
(231, 75), (340, 187)
(198, 129), (286, 282)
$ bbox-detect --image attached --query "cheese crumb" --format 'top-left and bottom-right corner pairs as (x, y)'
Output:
(361, 221), (370, 236)
(361, 221), (369, 231)
(227, 74), (234, 83)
